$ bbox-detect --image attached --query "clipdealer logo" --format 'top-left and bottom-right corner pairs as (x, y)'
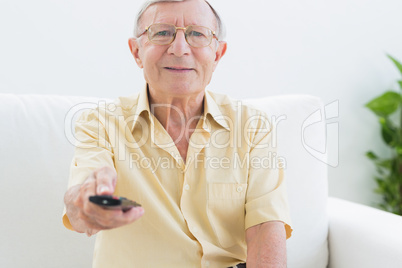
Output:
(63, 98), (338, 168)
(301, 100), (339, 167)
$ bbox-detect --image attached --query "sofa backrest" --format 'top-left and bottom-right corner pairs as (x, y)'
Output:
(0, 94), (98, 267)
(0, 93), (328, 268)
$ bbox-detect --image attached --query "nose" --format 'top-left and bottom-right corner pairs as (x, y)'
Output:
(167, 29), (191, 57)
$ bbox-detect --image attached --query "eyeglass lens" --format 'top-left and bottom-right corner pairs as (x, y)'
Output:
(147, 24), (213, 47)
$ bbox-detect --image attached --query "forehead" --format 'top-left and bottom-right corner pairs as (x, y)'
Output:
(140, 0), (217, 29)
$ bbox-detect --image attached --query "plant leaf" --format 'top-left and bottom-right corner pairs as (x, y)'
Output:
(379, 117), (397, 146)
(399, 80), (402, 90)
(366, 91), (401, 116)
(388, 54), (402, 76)
(382, 129), (395, 146)
(376, 159), (393, 170)
(366, 151), (378, 160)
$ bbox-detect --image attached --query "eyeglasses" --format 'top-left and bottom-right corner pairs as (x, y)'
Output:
(138, 23), (218, 48)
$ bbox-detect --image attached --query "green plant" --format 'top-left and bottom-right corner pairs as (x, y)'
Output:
(365, 55), (402, 215)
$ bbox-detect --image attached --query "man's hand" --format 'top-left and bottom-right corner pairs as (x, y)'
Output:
(64, 166), (144, 236)
(246, 221), (287, 268)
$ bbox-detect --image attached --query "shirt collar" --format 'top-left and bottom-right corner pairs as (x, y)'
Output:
(130, 84), (154, 132)
(131, 84), (230, 132)
(203, 90), (230, 131)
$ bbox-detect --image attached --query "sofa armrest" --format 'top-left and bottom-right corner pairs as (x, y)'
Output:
(327, 197), (402, 268)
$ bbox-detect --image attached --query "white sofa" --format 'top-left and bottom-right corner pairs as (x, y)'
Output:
(1, 93), (401, 268)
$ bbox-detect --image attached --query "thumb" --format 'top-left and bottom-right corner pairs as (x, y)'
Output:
(94, 166), (117, 195)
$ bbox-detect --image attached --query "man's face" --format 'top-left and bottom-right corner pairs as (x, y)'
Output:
(129, 0), (227, 97)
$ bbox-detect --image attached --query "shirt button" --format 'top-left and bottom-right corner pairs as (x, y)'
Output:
(184, 184), (190, 191)
(237, 186), (243, 192)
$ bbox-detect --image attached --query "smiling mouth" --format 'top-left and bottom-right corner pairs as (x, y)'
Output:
(164, 67), (194, 71)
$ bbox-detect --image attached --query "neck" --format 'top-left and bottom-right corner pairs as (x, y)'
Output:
(147, 86), (205, 130)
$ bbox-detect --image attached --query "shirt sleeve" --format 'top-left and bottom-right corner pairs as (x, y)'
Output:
(62, 108), (115, 230)
(244, 111), (293, 239)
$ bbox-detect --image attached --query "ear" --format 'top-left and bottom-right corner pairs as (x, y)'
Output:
(212, 41), (227, 72)
(128, 37), (143, 68)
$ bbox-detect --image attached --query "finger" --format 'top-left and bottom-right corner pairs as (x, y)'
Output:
(85, 228), (100, 237)
(86, 206), (145, 230)
(85, 226), (101, 236)
(94, 166), (117, 195)
(80, 203), (118, 230)
(78, 174), (108, 225)
(73, 175), (96, 209)
(102, 207), (145, 228)
(123, 206), (145, 222)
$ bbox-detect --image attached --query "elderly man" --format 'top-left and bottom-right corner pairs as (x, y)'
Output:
(63, 0), (292, 267)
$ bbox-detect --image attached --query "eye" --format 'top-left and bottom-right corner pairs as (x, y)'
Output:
(189, 31), (206, 37)
(155, 30), (170, 36)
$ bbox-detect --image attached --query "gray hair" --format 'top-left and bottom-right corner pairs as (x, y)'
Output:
(133, 0), (226, 40)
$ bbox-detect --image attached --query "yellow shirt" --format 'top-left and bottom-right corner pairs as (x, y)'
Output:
(63, 86), (292, 268)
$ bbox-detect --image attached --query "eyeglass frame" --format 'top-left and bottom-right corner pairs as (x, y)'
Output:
(137, 23), (219, 48)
